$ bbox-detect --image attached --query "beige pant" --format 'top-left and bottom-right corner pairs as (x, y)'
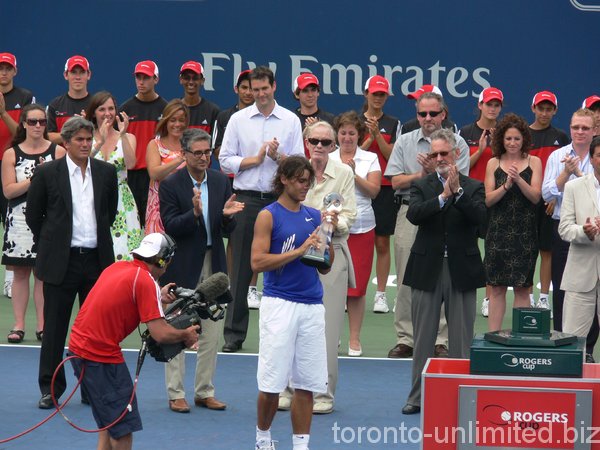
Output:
(563, 280), (600, 338)
(393, 203), (448, 347)
(165, 251), (223, 400)
(281, 239), (353, 407)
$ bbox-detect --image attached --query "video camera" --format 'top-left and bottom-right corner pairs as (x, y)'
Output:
(142, 272), (232, 363)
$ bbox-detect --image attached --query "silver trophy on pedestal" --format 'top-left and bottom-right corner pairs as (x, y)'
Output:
(300, 192), (344, 270)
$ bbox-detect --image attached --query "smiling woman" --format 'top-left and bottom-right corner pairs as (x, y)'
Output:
(145, 99), (189, 234)
(1, 104), (66, 343)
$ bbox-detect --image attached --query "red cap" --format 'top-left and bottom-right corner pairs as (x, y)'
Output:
(235, 69), (252, 88)
(583, 95), (600, 109)
(479, 87), (504, 104)
(134, 60), (159, 77)
(364, 75), (390, 94)
(0, 53), (17, 69)
(180, 61), (203, 75)
(64, 55), (90, 72)
(293, 73), (319, 92)
(532, 91), (557, 107)
(407, 84), (443, 100)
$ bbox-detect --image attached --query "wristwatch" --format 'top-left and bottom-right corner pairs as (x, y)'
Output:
(455, 187), (464, 196)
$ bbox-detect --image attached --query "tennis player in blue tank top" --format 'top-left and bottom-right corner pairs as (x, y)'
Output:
(251, 155), (334, 450)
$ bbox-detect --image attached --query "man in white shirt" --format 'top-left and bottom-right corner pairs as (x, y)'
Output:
(219, 66), (304, 352)
(26, 117), (118, 408)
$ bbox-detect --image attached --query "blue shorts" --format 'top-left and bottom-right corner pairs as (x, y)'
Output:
(70, 355), (142, 439)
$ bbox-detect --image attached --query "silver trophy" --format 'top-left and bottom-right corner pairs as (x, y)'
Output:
(300, 192), (344, 270)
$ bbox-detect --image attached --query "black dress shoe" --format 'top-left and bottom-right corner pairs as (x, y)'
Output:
(38, 394), (54, 409)
(388, 344), (413, 358)
(222, 342), (241, 353)
(402, 403), (421, 415)
(434, 344), (449, 357)
(586, 353), (595, 363)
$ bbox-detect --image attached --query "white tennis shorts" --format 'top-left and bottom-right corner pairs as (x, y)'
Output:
(257, 296), (327, 394)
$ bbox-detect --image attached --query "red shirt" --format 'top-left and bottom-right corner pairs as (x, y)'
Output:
(69, 260), (164, 363)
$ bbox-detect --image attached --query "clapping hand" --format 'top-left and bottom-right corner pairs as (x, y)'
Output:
(223, 194), (244, 217)
(584, 217), (599, 241)
(117, 112), (130, 137)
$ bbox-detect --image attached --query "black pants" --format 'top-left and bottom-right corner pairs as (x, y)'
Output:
(38, 250), (101, 398)
(127, 169), (150, 227)
(551, 220), (599, 353)
(223, 194), (272, 346)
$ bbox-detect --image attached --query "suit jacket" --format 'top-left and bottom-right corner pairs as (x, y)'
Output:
(403, 173), (486, 292)
(159, 168), (236, 288)
(26, 157), (118, 285)
(559, 174), (600, 292)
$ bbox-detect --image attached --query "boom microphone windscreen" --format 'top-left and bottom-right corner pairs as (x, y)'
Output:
(195, 272), (230, 303)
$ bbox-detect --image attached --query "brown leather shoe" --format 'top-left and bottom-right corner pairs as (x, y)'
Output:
(168, 398), (190, 413)
(434, 344), (449, 357)
(388, 343), (413, 358)
(194, 396), (227, 410)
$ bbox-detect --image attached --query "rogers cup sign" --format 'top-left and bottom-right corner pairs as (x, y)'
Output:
(476, 390), (576, 448)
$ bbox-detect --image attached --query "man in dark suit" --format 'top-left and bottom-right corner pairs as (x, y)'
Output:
(159, 128), (243, 413)
(401, 128), (486, 415)
(26, 116), (118, 409)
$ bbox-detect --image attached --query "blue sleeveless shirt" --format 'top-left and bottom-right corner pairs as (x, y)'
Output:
(262, 202), (323, 304)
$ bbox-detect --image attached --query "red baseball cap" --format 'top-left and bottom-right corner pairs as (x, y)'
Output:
(583, 95), (600, 109)
(479, 87), (504, 104)
(235, 69), (252, 88)
(180, 61), (203, 75)
(532, 91), (557, 107)
(134, 60), (159, 77)
(294, 73), (319, 92)
(407, 84), (443, 100)
(64, 55), (90, 72)
(0, 53), (17, 69)
(364, 75), (390, 94)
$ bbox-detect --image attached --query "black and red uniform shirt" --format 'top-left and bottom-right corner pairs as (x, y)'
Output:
(188, 98), (220, 134)
(46, 93), (91, 134)
(459, 122), (492, 182)
(0, 86), (34, 157)
(529, 126), (570, 172)
(295, 108), (336, 158)
(119, 96), (168, 170)
(359, 113), (400, 186)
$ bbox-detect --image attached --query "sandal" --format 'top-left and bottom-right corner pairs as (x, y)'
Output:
(36, 330), (43, 341)
(7, 329), (25, 343)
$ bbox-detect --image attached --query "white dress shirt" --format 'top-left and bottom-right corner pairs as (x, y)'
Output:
(66, 154), (97, 248)
(218, 102), (304, 192)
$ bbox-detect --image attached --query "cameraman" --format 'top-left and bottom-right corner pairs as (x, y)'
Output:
(67, 233), (199, 450)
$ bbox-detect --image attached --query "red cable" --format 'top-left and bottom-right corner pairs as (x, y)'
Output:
(0, 354), (139, 443)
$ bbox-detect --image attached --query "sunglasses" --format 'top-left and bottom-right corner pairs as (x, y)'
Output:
(307, 138), (334, 147)
(427, 151), (451, 159)
(417, 110), (443, 118)
(185, 149), (212, 158)
(26, 118), (47, 126)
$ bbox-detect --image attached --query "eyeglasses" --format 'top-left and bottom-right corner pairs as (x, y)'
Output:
(427, 151), (451, 159)
(180, 74), (201, 81)
(26, 118), (47, 126)
(307, 138), (334, 147)
(570, 125), (592, 131)
(417, 110), (443, 118)
(185, 149), (212, 158)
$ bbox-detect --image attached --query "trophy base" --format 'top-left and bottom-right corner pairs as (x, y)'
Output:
(300, 254), (331, 270)
(484, 329), (578, 347)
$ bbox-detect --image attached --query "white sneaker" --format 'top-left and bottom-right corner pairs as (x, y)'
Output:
(256, 440), (277, 450)
(277, 396), (291, 411)
(247, 288), (261, 309)
(3, 280), (11, 299)
(536, 297), (551, 310)
(481, 298), (489, 317)
(373, 292), (390, 313)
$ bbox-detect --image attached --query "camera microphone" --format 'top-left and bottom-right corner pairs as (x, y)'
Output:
(195, 272), (230, 304)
